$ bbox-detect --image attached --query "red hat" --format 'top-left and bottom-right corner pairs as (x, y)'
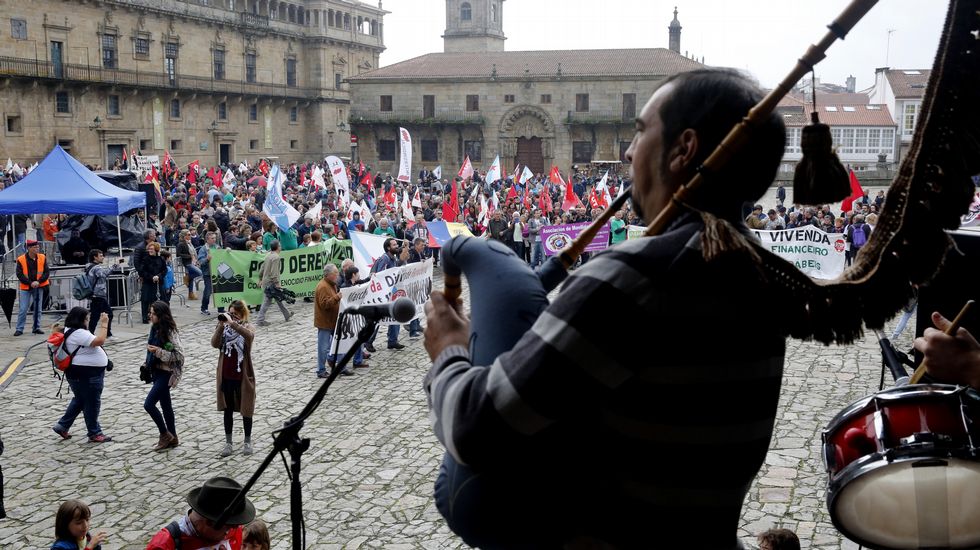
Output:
(25, 240), (39, 247)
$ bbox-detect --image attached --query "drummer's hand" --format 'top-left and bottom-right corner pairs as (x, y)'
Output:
(913, 311), (980, 389)
(424, 291), (468, 361)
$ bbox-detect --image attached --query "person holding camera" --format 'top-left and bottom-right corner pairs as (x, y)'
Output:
(85, 249), (125, 337)
(52, 308), (113, 443)
(143, 301), (183, 452)
(212, 300), (257, 457)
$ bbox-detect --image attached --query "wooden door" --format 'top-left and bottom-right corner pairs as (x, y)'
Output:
(516, 137), (543, 175)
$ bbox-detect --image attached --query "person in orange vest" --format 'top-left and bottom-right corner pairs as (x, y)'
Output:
(15, 239), (49, 336)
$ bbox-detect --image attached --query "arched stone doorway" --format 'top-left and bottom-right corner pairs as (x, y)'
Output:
(499, 105), (555, 176)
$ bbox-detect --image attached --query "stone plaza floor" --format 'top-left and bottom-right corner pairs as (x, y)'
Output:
(0, 269), (914, 549)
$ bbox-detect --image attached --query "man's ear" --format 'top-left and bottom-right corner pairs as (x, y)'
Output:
(667, 129), (699, 176)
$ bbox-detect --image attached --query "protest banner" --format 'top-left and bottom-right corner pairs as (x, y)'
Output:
(133, 155), (160, 174)
(397, 127), (412, 183)
(751, 227), (846, 279)
(627, 225), (646, 240)
(208, 240), (352, 308)
(541, 222), (611, 256)
(332, 259), (434, 355)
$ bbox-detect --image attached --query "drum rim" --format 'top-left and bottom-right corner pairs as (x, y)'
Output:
(823, 384), (973, 437)
(828, 454), (980, 549)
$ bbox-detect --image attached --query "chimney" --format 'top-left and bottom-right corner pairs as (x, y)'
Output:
(846, 75), (856, 93)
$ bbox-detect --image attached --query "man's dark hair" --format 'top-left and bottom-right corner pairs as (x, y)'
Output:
(657, 68), (785, 215)
(88, 249), (103, 263)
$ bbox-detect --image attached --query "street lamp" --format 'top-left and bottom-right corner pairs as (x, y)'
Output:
(88, 116), (102, 131)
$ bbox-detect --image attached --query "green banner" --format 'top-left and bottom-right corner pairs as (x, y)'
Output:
(209, 240), (353, 308)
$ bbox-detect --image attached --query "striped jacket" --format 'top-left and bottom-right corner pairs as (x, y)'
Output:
(426, 215), (786, 548)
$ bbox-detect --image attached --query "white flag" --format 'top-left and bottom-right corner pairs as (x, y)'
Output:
(263, 164), (301, 231)
(238, 161), (248, 174)
(412, 189), (422, 208)
(485, 155), (502, 185)
(350, 231), (389, 275)
(595, 171), (612, 207)
(401, 190), (414, 220)
(478, 194), (489, 226)
(306, 200), (323, 220)
(491, 191), (499, 212)
(519, 166), (534, 185)
(458, 156), (474, 181)
(5, 159), (11, 171)
(397, 127), (412, 183)
(27, 162), (38, 174)
(432, 165), (442, 180)
(325, 156), (350, 203)
(223, 169), (236, 186)
(311, 166), (326, 190)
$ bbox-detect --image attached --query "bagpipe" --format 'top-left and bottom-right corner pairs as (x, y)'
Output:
(437, 0), (980, 548)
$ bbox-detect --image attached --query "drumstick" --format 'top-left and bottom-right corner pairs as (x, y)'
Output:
(908, 300), (974, 384)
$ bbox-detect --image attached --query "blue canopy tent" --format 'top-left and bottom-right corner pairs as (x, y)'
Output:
(0, 146), (146, 258)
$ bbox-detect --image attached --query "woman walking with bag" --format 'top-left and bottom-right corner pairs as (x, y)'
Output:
(212, 299), (257, 457)
(51, 307), (113, 443)
(143, 301), (183, 451)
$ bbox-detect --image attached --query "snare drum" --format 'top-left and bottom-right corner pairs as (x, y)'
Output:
(823, 384), (980, 549)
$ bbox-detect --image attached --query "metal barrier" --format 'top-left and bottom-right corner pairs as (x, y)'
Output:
(37, 267), (139, 327)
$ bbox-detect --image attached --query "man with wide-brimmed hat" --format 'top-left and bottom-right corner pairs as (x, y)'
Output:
(145, 476), (256, 550)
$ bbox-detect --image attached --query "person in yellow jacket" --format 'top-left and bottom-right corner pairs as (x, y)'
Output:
(15, 239), (49, 336)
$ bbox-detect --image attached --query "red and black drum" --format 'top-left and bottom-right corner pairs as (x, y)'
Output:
(823, 384), (980, 549)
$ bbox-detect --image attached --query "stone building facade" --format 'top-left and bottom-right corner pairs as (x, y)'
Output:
(0, 0), (386, 168)
(348, 3), (701, 178)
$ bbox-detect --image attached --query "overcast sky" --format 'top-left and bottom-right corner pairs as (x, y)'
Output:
(377, 0), (947, 90)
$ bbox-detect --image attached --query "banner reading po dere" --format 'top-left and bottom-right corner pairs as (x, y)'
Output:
(208, 239), (353, 309)
(541, 222), (611, 256)
(332, 260), (434, 355)
(751, 227), (846, 280)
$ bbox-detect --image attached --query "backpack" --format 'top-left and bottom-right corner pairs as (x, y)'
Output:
(851, 223), (868, 249)
(47, 328), (82, 372)
(165, 521), (183, 550)
(71, 265), (96, 300)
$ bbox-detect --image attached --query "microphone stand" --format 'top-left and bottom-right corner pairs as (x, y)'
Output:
(215, 311), (377, 550)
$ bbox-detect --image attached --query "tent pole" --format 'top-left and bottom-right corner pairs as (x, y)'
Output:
(116, 215), (124, 262)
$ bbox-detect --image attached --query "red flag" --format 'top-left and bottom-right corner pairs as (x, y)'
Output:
(361, 170), (374, 193)
(549, 166), (565, 187)
(258, 159), (270, 176)
(561, 176), (584, 211)
(841, 169), (865, 213)
(442, 180), (460, 222)
(506, 184), (518, 201)
(162, 151), (173, 175)
(384, 185), (397, 208)
(299, 165), (307, 188)
(523, 185), (532, 211)
(187, 160), (200, 184)
(358, 160), (366, 179)
(538, 188), (551, 213)
(589, 189), (601, 209)
(121, 148), (128, 169)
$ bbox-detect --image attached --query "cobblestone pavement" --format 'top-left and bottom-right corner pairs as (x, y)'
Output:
(0, 268), (916, 549)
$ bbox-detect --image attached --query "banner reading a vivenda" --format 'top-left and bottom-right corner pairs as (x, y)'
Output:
(208, 239), (352, 308)
(751, 227), (846, 280)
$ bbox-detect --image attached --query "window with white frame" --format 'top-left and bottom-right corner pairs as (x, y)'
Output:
(902, 103), (919, 137)
(784, 127), (801, 155)
(853, 128), (869, 154)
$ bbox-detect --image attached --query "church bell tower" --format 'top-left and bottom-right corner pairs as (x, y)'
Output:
(443, 0), (506, 53)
